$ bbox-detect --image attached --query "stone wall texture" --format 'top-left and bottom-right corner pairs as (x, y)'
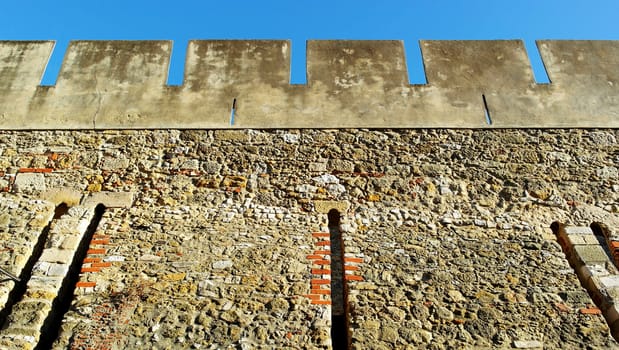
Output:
(0, 128), (618, 349)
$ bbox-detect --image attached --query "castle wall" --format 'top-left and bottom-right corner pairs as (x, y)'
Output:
(0, 129), (618, 349)
(1, 40), (619, 128)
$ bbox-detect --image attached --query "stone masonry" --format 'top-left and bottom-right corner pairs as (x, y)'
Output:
(0, 129), (617, 349)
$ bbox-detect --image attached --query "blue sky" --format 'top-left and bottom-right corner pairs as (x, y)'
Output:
(1, 0), (618, 85)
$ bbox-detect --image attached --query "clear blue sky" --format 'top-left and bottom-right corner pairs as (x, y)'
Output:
(1, 0), (618, 85)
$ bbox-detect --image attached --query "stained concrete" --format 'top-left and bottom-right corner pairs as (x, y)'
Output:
(0, 40), (618, 129)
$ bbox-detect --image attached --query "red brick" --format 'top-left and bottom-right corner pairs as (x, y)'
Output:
(580, 307), (602, 315)
(83, 258), (102, 263)
(91, 239), (110, 245)
(344, 265), (360, 271)
(314, 250), (331, 255)
(611, 241), (619, 249)
(87, 248), (107, 255)
(345, 275), (363, 281)
(310, 289), (331, 295)
(555, 303), (571, 313)
(311, 300), (332, 305)
(306, 255), (324, 260)
(315, 241), (330, 246)
(311, 269), (331, 275)
(312, 232), (330, 238)
(311, 279), (330, 285)
(76, 281), (96, 288)
(92, 262), (112, 268)
(18, 167), (53, 173)
(304, 294), (321, 300)
(344, 257), (364, 263)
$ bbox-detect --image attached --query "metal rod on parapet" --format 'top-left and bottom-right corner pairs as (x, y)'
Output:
(0, 266), (20, 283)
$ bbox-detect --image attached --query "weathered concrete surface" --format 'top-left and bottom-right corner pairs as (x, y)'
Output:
(0, 40), (618, 129)
(0, 41), (55, 128)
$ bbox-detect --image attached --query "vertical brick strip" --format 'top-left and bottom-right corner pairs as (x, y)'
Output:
(307, 232), (332, 305)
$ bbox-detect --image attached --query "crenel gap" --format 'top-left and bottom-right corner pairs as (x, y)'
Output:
(166, 39), (188, 86)
(0, 203), (69, 328)
(36, 204), (106, 350)
(328, 209), (350, 350)
(39, 41), (66, 87)
(525, 40), (551, 84)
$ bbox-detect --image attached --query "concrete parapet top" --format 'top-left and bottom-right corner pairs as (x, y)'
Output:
(0, 39), (618, 129)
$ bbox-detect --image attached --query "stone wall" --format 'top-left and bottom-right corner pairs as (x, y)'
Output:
(0, 128), (618, 349)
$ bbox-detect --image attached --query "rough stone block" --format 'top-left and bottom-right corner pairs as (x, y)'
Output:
(25, 276), (63, 294)
(584, 234), (604, 245)
(581, 264), (611, 278)
(565, 226), (594, 235)
(14, 173), (46, 193)
(38, 248), (75, 264)
(50, 219), (82, 236)
(31, 261), (50, 275)
(313, 200), (349, 214)
(82, 191), (134, 208)
(100, 156), (130, 171)
(308, 162), (327, 172)
(59, 235), (80, 250)
(573, 245), (610, 266)
(513, 340), (543, 349)
(46, 263), (69, 277)
(567, 234), (588, 245)
(567, 234), (602, 246)
(39, 188), (82, 206)
(601, 275), (619, 289)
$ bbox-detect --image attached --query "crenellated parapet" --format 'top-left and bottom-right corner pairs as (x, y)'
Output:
(0, 39), (618, 129)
